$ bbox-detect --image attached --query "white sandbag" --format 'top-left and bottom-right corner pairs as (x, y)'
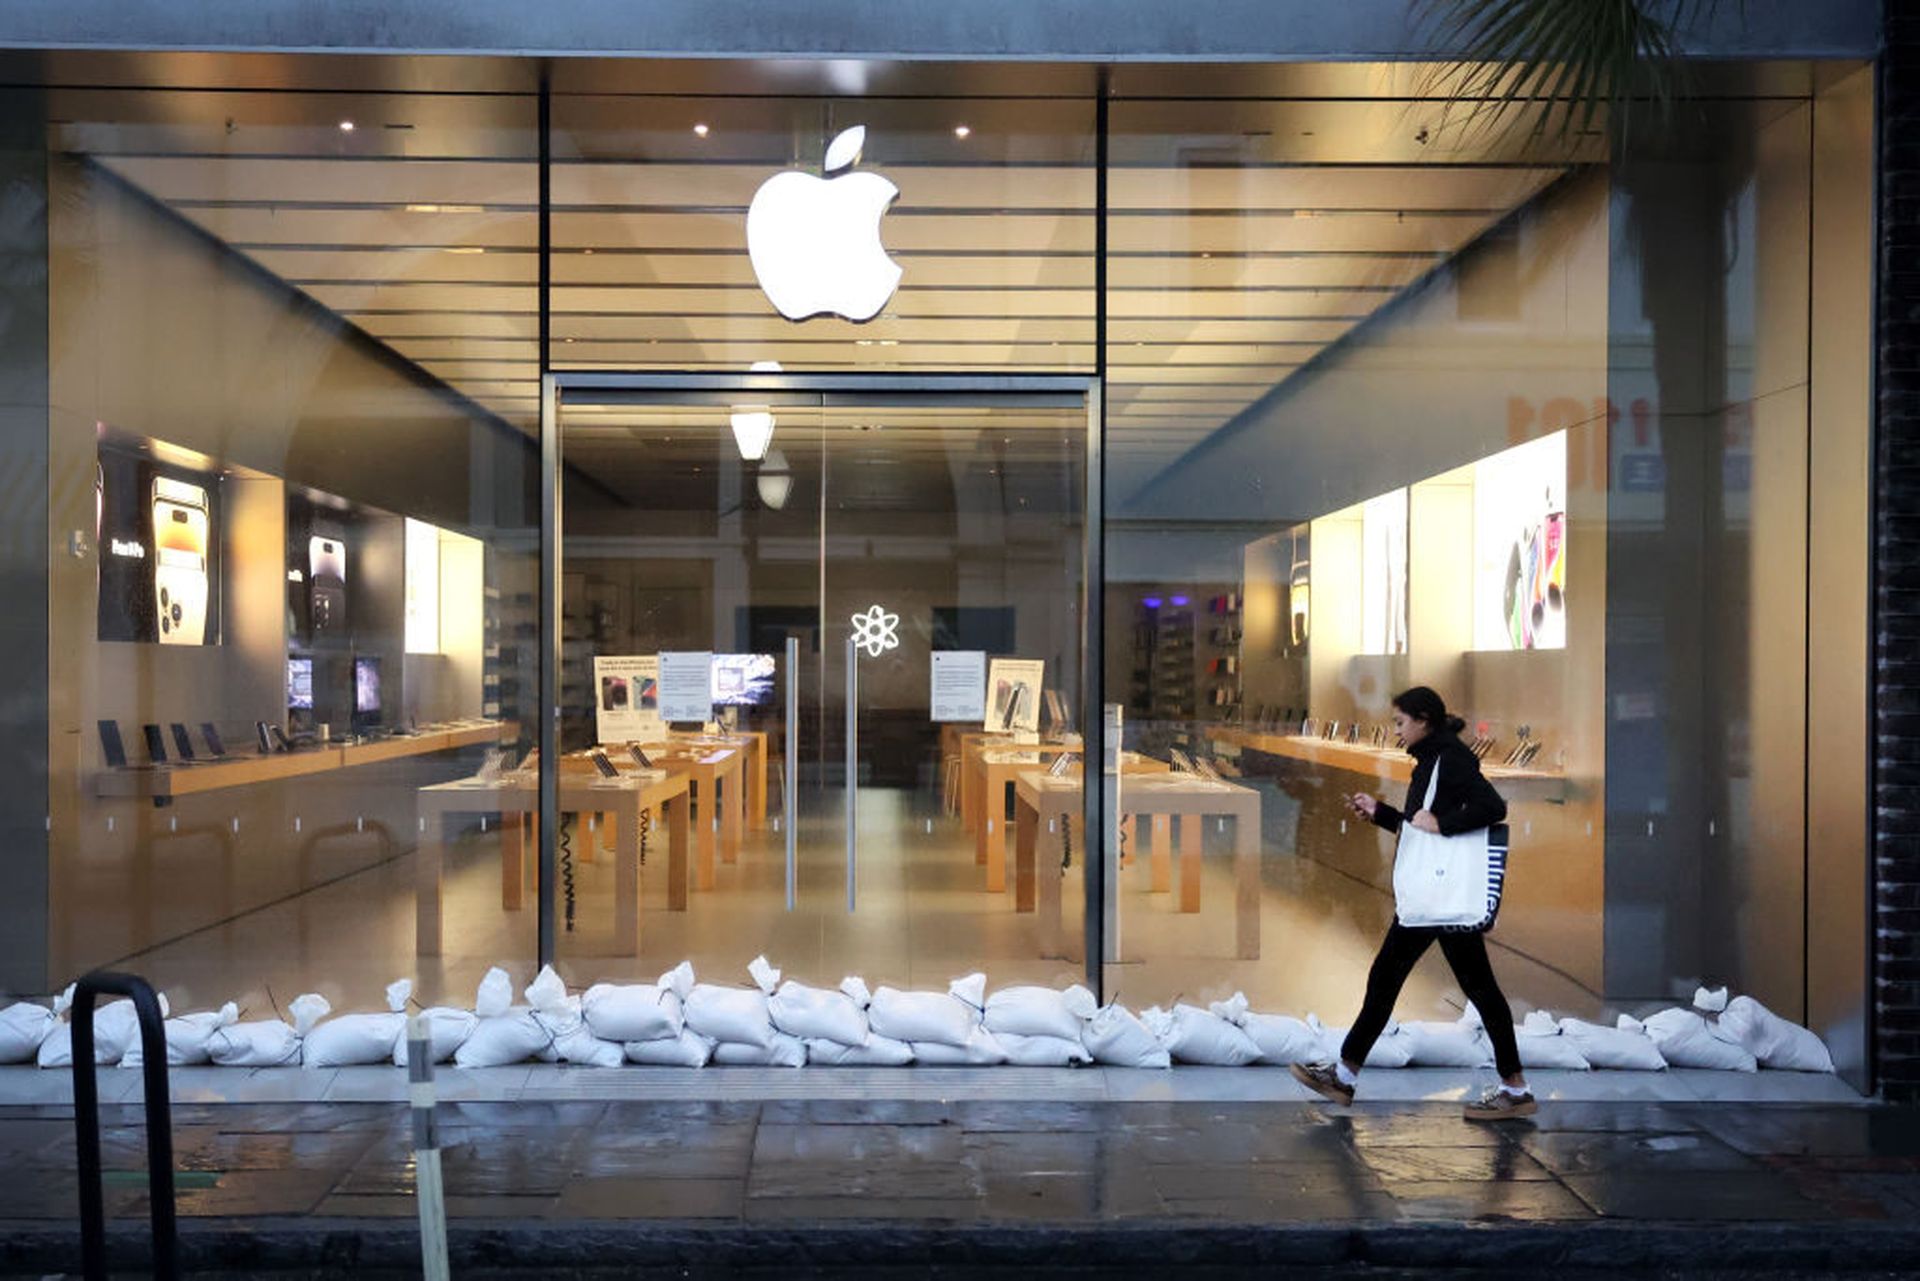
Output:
(1638, 1008), (1756, 1072)
(124, 1003), (240, 1069)
(302, 1013), (406, 1069)
(1307, 1014), (1413, 1068)
(393, 1008), (478, 1066)
(683, 985), (774, 1049)
(1511, 1010), (1591, 1070)
(0, 1003), (57, 1063)
(949, 972), (988, 1012)
(453, 1008), (552, 1068)
(806, 1034), (915, 1066)
(1398, 1020), (1494, 1069)
(581, 983), (684, 1043)
(1557, 1016), (1667, 1071)
(868, 986), (978, 1048)
(983, 985), (1097, 1041)
(747, 955), (782, 992)
(475, 966), (515, 1019)
(208, 1020), (303, 1067)
(289, 993), (332, 1036)
(1694, 985), (1730, 1013)
(533, 999), (624, 1068)
(912, 1025), (1008, 1065)
(1718, 995), (1834, 1072)
(624, 1028), (715, 1067)
(996, 1031), (1093, 1066)
(1237, 1013), (1321, 1066)
(39, 994), (170, 1069)
(659, 960), (696, 999)
(524, 964), (570, 1013)
(711, 1032), (807, 1067)
(769, 980), (870, 1047)
(1082, 1003), (1172, 1069)
(1145, 1004), (1262, 1066)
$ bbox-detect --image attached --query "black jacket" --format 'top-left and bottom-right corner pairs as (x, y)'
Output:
(1371, 730), (1507, 837)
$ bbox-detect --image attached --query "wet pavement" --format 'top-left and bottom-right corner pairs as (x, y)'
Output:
(6, 1098), (1920, 1275)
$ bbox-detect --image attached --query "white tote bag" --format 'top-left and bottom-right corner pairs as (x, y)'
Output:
(1391, 759), (1502, 929)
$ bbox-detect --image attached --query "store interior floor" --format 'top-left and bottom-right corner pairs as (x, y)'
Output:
(104, 776), (1608, 1028)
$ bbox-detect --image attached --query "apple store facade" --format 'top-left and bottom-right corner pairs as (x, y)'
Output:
(0, 17), (1897, 1089)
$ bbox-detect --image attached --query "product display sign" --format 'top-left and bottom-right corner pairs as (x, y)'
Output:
(985, 657), (1044, 734)
(658, 651), (715, 724)
(930, 650), (986, 721)
(593, 654), (663, 743)
(1473, 431), (1567, 651)
(96, 443), (223, 646)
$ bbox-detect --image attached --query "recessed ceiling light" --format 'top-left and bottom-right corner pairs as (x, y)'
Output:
(444, 246), (486, 255)
(693, 122), (710, 137)
(338, 120), (355, 133)
(953, 124), (971, 139)
(582, 247), (595, 255)
(405, 203), (483, 214)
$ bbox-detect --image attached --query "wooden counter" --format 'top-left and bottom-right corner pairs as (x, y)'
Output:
(1208, 727), (1565, 796)
(93, 721), (515, 799)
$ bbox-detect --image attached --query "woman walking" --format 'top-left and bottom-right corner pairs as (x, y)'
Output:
(1291, 686), (1535, 1121)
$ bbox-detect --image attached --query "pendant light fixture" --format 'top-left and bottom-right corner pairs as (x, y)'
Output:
(730, 360), (783, 461)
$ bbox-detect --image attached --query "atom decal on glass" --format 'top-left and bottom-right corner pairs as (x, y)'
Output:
(849, 604), (901, 658)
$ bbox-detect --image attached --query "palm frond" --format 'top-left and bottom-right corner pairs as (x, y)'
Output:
(1411, 0), (1731, 148)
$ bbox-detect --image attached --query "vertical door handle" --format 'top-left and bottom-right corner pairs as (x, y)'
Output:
(845, 634), (858, 912)
(785, 635), (799, 911)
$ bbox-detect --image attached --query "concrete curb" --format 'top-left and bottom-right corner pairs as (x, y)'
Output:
(6, 1218), (1920, 1275)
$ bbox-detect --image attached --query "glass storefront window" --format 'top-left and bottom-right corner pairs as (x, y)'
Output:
(23, 59), (1872, 1074)
(48, 88), (540, 1011)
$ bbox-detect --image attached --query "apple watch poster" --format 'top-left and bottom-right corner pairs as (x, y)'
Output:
(96, 443), (222, 646)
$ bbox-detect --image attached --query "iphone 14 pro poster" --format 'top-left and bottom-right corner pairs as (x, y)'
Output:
(96, 444), (222, 645)
(286, 492), (353, 648)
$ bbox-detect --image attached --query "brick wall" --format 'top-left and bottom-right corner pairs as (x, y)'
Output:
(1879, 1), (1920, 1100)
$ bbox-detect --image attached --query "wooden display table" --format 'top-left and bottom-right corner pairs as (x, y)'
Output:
(1209, 727), (1564, 795)
(94, 721), (515, 800)
(650, 731), (768, 831)
(1014, 769), (1263, 963)
(632, 742), (747, 890)
(415, 769), (691, 957)
(971, 742), (1083, 890)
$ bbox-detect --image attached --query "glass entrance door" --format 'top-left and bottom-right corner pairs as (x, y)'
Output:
(546, 374), (1094, 995)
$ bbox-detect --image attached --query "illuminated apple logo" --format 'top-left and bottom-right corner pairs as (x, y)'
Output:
(747, 126), (901, 322)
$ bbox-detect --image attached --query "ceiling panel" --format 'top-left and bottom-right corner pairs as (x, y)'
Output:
(86, 131), (1567, 484)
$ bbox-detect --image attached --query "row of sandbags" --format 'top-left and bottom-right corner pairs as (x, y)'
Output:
(0, 964), (1833, 1073)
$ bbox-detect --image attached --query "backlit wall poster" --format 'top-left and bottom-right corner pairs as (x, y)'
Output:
(96, 443), (223, 645)
(1472, 431), (1567, 651)
(1360, 489), (1409, 655)
(593, 654), (663, 744)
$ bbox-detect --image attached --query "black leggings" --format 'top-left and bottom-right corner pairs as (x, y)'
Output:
(1340, 923), (1523, 1079)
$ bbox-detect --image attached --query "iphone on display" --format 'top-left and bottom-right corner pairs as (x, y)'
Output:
(590, 750), (620, 779)
(151, 476), (210, 645)
(309, 535), (347, 636)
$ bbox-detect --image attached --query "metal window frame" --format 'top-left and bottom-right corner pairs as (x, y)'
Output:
(539, 368), (1106, 994)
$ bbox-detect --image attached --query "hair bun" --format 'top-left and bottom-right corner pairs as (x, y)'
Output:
(1445, 715), (1467, 735)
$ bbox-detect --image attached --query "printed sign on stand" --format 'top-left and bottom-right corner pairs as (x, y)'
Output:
(985, 657), (1045, 735)
(658, 651), (715, 724)
(930, 650), (986, 722)
(592, 655), (662, 744)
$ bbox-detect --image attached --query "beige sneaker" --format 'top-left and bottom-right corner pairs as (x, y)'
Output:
(1290, 1061), (1355, 1107)
(1463, 1085), (1538, 1121)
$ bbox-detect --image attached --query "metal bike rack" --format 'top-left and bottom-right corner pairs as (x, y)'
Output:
(71, 970), (178, 1281)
